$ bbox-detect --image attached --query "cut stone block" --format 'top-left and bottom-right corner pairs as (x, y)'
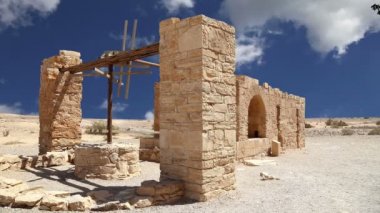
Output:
(39, 195), (68, 211)
(68, 195), (94, 211)
(271, 140), (281, 157)
(14, 192), (44, 208)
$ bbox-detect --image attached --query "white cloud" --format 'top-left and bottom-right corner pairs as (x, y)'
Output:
(0, 0), (60, 29)
(236, 32), (264, 66)
(221, 0), (380, 64)
(99, 99), (128, 112)
(0, 102), (22, 114)
(160, 0), (194, 14)
(0, 78), (5, 85)
(144, 110), (154, 120)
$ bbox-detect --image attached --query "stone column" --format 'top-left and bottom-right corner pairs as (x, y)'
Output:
(153, 83), (160, 132)
(159, 15), (236, 201)
(39, 50), (83, 154)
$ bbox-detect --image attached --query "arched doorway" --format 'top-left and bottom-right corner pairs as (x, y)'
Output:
(248, 95), (266, 138)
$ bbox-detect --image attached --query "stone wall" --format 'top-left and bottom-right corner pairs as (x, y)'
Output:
(159, 15), (236, 201)
(139, 137), (160, 162)
(39, 50), (83, 154)
(153, 83), (160, 131)
(236, 75), (305, 158)
(74, 143), (140, 180)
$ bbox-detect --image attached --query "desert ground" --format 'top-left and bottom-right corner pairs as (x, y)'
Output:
(1, 114), (380, 212)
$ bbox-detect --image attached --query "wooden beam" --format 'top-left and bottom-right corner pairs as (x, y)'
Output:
(60, 43), (159, 74)
(107, 64), (113, 144)
(81, 70), (151, 78)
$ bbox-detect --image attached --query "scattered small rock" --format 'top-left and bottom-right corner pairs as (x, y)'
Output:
(130, 196), (154, 208)
(244, 159), (276, 166)
(87, 190), (113, 203)
(260, 172), (280, 181)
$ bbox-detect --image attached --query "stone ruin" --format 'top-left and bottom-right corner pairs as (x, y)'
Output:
(0, 14), (305, 210)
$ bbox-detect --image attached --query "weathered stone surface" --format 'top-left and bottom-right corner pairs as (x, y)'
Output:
(135, 180), (185, 205)
(67, 195), (94, 211)
(87, 190), (113, 203)
(0, 176), (23, 188)
(236, 75), (306, 158)
(119, 202), (134, 210)
(46, 151), (69, 166)
(14, 192), (44, 207)
(271, 140), (281, 156)
(74, 143), (140, 180)
(114, 188), (136, 202)
(159, 15), (236, 201)
(46, 190), (70, 198)
(140, 137), (160, 162)
(130, 196), (153, 208)
(39, 50), (83, 154)
(39, 195), (68, 211)
(244, 159), (276, 166)
(91, 201), (120, 211)
(0, 189), (17, 206)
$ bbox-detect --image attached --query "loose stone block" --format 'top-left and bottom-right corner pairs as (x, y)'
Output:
(39, 195), (68, 211)
(67, 195), (94, 211)
(271, 140), (281, 156)
(14, 192), (44, 208)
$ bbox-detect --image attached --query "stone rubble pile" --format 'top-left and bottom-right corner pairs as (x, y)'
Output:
(0, 176), (94, 211)
(74, 143), (140, 180)
(0, 176), (185, 211)
(139, 137), (160, 162)
(0, 151), (73, 171)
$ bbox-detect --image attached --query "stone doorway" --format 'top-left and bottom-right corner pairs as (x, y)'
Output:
(248, 95), (266, 138)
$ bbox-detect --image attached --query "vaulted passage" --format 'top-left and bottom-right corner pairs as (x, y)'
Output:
(248, 95), (266, 138)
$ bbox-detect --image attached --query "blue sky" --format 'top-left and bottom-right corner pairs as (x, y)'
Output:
(0, 0), (379, 119)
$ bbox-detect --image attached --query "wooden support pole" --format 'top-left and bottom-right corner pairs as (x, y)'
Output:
(107, 64), (113, 144)
(59, 43), (159, 74)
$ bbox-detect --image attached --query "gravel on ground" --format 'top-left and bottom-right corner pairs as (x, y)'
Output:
(1, 135), (380, 212)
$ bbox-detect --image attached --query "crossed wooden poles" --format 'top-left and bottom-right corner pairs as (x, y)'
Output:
(59, 43), (159, 143)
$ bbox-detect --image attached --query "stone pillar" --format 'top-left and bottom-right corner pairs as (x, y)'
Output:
(159, 15), (236, 201)
(153, 83), (160, 132)
(39, 50), (83, 154)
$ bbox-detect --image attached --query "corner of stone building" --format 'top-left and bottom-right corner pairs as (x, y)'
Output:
(159, 15), (237, 202)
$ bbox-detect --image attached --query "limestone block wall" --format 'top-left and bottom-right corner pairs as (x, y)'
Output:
(74, 144), (140, 179)
(236, 75), (305, 158)
(159, 15), (236, 201)
(39, 51), (83, 154)
(153, 83), (160, 131)
(140, 137), (160, 162)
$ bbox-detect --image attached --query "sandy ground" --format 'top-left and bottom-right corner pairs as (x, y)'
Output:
(1, 114), (380, 212)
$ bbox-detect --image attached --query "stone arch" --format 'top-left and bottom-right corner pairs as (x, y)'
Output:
(248, 95), (266, 138)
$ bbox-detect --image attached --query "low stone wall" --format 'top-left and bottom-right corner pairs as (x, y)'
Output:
(134, 180), (184, 207)
(0, 176), (184, 211)
(236, 138), (270, 160)
(0, 151), (73, 171)
(139, 137), (160, 162)
(74, 143), (140, 180)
